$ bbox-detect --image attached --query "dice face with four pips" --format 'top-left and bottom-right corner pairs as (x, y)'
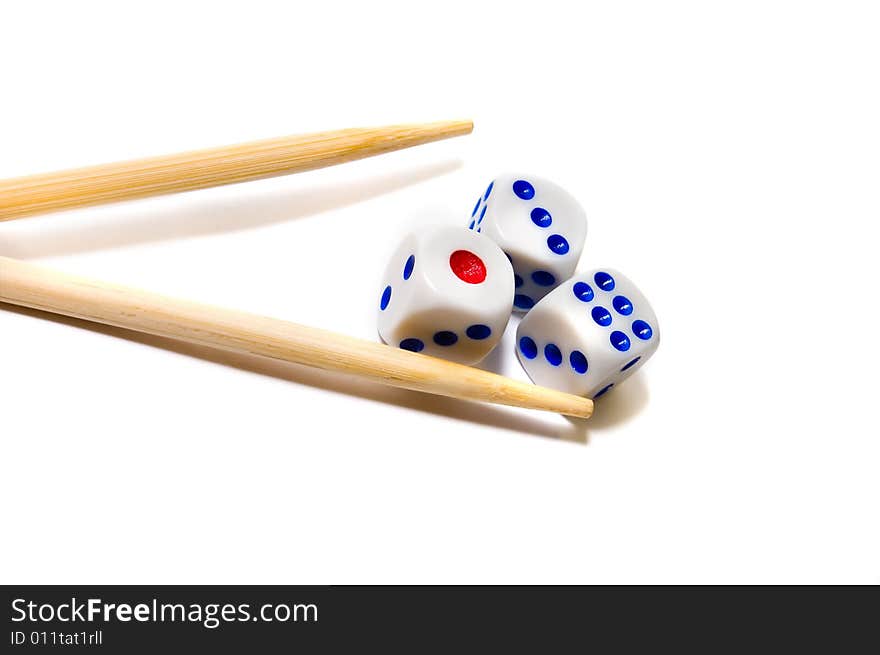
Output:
(377, 226), (515, 365)
(515, 268), (659, 399)
(468, 174), (587, 312)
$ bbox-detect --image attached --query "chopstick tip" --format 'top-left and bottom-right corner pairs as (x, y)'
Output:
(567, 397), (594, 419)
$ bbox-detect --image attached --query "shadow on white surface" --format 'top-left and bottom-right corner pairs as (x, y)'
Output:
(576, 374), (650, 431)
(475, 339), (508, 375)
(2, 305), (591, 442)
(0, 160), (461, 258)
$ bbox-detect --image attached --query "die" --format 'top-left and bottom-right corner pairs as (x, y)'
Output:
(377, 226), (515, 365)
(515, 268), (659, 399)
(468, 174), (587, 311)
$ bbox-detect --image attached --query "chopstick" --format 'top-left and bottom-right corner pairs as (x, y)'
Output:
(0, 256), (594, 419)
(0, 120), (473, 221)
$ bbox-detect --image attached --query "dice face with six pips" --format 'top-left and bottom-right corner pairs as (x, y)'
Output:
(515, 268), (659, 399)
(468, 174), (587, 312)
(377, 226), (514, 365)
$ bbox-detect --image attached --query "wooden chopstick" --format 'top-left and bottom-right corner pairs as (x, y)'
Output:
(0, 256), (593, 418)
(0, 120), (473, 221)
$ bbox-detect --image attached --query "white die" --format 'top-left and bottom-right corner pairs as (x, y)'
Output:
(377, 226), (514, 365)
(515, 268), (659, 399)
(468, 174), (587, 312)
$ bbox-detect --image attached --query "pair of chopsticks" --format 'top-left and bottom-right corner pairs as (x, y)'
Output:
(0, 121), (593, 419)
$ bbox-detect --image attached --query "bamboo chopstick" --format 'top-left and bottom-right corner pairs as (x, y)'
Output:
(0, 120), (473, 221)
(0, 256), (593, 418)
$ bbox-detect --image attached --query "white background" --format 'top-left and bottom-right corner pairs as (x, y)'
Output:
(1, 1), (878, 584)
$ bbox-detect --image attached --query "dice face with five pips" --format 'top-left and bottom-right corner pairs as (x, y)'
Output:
(468, 174), (587, 312)
(377, 226), (515, 365)
(515, 268), (659, 399)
